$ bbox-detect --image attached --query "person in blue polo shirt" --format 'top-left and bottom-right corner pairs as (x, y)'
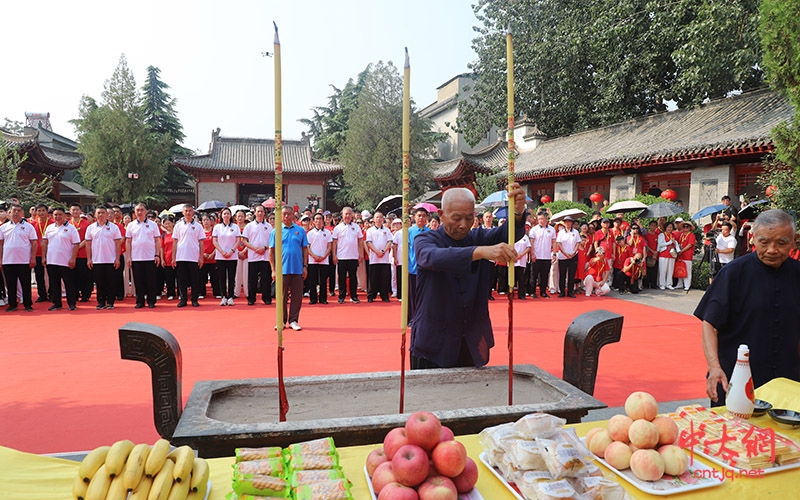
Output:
(270, 206), (309, 331)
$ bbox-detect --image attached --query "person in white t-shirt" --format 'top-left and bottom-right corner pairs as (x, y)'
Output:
(85, 205), (122, 309)
(0, 203), (39, 311)
(126, 203), (163, 309)
(171, 204), (205, 307)
(332, 207), (364, 303)
(514, 234), (532, 299)
(715, 222), (737, 266)
(556, 216), (581, 298)
(306, 212), (332, 304)
(527, 212), (557, 298)
(41, 207), (80, 310)
(241, 205), (273, 306)
(366, 211), (394, 302)
(212, 207), (242, 306)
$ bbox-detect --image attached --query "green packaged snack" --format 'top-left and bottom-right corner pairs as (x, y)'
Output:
(287, 453), (339, 471)
(231, 470), (289, 497)
(289, 469), (344, 487)
(235, 446), (283, 462)
(226, 493), (278, 500)
(234, 457), (285, 477)
(292, 479), (352, 500)
(285, 437), (337, 457)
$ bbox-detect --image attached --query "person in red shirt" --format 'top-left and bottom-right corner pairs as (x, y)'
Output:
(68, 203), (93, 301)
(593, 218), (615, 278)
(583, 247), (610, 297)
(111, 205), (127, 301)
(32, 203), (54, 302)
(622, 252), (644, 294)
(675, 219), (697, 291)
(201, 213), (221, 299)
(160, 216), (177, 299)
(611, 236), (633, 293)
(644, 220), (660, 289)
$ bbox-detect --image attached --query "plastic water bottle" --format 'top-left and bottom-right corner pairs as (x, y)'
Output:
(727, 344), (755, 419)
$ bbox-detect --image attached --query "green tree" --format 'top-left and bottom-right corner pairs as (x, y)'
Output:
(141, 65), (193, 201)
(2, 118), (24, 134)
(339, 61), (446, 210)
(758, 158), (800, 215)
(459, 0), (763, 146)
(0, 143), (54, 208)
(760, 0), (800, 169)
(473, 171), (502, 205)
(71, 55), (171, 203)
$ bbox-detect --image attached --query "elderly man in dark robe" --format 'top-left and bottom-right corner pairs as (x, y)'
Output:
(694, 209), (800, 406)
(410, 183), (527, 369)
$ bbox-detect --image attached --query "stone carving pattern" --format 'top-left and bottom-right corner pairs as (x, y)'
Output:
(119, 323), (182, 439)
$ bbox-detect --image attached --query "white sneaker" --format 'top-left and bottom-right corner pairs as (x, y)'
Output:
(168, 296), (174, 300)
(227, 297), (234, 306)
(666, 285), (675, 290)
(215, 295), (222, 299)
(290, 321), (302, 331)
(0, 299), (5, 306)
(219, 298), (227, 306)
(659, 286), (665, 290)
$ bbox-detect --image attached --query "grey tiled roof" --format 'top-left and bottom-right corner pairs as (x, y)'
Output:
(173, 135), (342, 175)
(514, 89), (792, 180)
(60, 180), (97, 198)
(432, 141), (511, 180)
(2, 129), (83, 169)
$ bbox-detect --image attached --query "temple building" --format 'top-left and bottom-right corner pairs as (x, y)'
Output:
(428, 88), (792, 213)
(173, 128), (342, 211)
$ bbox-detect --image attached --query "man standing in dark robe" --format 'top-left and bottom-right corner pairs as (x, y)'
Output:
(694, 209), (800, 406)
(410, 183), (527, 369)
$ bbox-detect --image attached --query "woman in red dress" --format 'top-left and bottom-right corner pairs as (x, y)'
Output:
(160, 216), (176, 300)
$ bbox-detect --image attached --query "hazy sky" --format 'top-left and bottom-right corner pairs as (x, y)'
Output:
(2, 0), (480, 154)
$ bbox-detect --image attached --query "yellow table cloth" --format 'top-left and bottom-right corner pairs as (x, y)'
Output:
(1, 378), (798, 499)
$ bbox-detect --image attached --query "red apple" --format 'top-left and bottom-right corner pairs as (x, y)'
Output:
(372, 461), (398, 495)
(384, 427), (410, 460)
(378, 482), (420, 500)
(405, 411), (442, 452)
(392, 444), (430, 487)
(417, 474), (457, 500)
(451, 457), (478, 493)
(367, 447), (389, 477)
(431, 441), (467, 477)
(439, 426), (455, 442)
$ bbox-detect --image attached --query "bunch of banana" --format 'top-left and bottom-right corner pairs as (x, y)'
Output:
(74, 439), (210, 500)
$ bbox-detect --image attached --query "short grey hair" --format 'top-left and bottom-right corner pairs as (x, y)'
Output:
(752, 209), (796, 235)
(441, 188), (475, 211)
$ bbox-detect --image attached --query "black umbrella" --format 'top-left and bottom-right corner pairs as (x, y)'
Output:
(197, 200), (227, 211)
(737, 199), (770, 220)
(638, 202), (682, 218)
(375, 195), (403, 215)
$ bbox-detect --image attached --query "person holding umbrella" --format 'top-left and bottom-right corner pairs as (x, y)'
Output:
(656, 222), (679, 290)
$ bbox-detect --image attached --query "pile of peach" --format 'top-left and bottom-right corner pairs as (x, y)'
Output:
(585, 392), (688, 481)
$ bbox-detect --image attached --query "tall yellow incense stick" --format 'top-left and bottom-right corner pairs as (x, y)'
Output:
(273, 21), (288, 421)
(506, 22), (515, 406)
(399, 47), (411, 414)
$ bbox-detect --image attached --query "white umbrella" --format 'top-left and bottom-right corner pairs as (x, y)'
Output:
(550, 208), (587, 223)
(228, 205), (250, 213)
(168, 203), (185, 213)
(606, 200), (648, 214)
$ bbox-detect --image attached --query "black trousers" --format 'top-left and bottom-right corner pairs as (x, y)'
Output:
(368, 263), (391, 301)
(3, 264), (32, 308)
(281, 274), (304, 323)
(411, 337), (474, 369)
(612, 268), (627, 292)
(496, 266), (509, 293)
(326, 258), (335, 295)
(530, 259), (551, 296)
(395, 265), (403, 299)
(93, 263), (116, 306)
(115, 254), (126, 299)
(163, 265), (176, 298)
(337, 259), (359, 299)
(216, 260), (237, 299)
(132, 260), (159, 307)
(248, 260), (272, 304)
(0, 264), (5, 300)
(514, 266), (527, 299)
(74, 257), (93, 300)
(34, 255), (48, 299)
(201, 261), (221, 297)
(306, 263), (327, 303)
(47, 264), (77, 308)
(558, 255), (578, 295)
(176, 261), (202, 302)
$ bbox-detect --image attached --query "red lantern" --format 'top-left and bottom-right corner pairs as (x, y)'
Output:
(766, 185), (777, 197)
(540, 195), (552, 204)
(660, 189), (677, 201)
(589, 192), (604, 204)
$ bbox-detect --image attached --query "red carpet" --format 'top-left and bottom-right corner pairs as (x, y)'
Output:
(0, 294), (706, 454)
